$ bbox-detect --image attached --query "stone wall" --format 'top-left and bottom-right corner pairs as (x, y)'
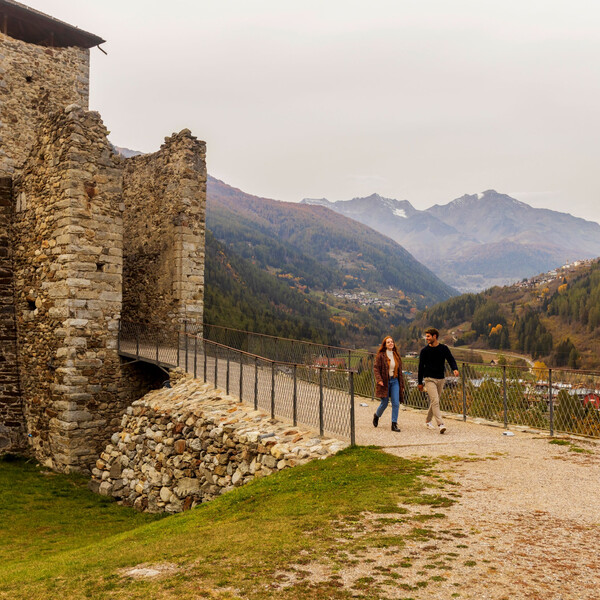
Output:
(11, 105), (124, 471)
(0, 24), (210, 472)
(122, 130), (206, 332)
(0, 176), (23, 453)
(0, 32), (89, 177)
(91, 376), (348, 512)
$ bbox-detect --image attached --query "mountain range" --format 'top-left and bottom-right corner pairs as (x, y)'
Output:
(302, 190), (600, 292)
(205, 176), (456, 344)
(206, 176), (456, 307)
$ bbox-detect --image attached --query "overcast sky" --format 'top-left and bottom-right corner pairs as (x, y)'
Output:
(27, 0), (600, 223)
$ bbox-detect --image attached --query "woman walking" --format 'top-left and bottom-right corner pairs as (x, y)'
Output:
(373, 335), (403, 432)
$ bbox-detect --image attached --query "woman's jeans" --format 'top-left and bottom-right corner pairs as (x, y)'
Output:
(376, 377), (400, 423)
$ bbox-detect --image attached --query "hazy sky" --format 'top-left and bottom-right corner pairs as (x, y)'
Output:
(27, 0), (600, 222)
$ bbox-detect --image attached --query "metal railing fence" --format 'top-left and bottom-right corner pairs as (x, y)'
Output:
(118, 321), (600, 439)
(401, 361), (600, 438)
(118, 322), (356, 444)
(201, 323), (600, 439)
(202, 322), (376, 397)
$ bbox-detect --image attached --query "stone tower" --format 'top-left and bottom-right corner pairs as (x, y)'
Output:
(0, 1), (206, 471)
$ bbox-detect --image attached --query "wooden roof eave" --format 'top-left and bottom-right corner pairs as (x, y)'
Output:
(0, 0), (105, 48)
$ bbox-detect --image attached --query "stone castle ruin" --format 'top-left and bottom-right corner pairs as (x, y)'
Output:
(0, 0), (206, 472)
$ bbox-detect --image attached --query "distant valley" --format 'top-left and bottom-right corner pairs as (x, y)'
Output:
(205, 176), (455, 346)
(302, 190), (600, 292)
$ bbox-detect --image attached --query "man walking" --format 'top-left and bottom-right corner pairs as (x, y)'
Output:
(417, 327), (459, 434)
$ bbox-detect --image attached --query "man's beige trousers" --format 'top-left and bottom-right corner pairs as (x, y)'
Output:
(424, 377), (445, 426)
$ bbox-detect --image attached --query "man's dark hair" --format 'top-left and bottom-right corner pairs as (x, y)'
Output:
(424, 327), (439, 338)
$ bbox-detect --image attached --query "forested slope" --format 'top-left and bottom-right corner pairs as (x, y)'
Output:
(395, 260), (600, 369)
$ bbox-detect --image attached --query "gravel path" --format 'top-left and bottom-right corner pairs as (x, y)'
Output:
(346, 401), (600, 599)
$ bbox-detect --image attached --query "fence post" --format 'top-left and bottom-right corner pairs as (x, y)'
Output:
(293, 364), (297, 426)
(155, 333), (159, 365)
(271, 362), (275, 419)
(194, 335), (197, 379)
(502, 365), (508, 429)
(462, 363), (467, 421)
(135, 326), (140, 360)
(350, 371), (356, 446)
(549, 368), (554, 437)
(203, 339), (207, 382)
(177, 328), (180, 367)
(226, 350), (230, 395)
(239, 351), (243, 403)
(117, 320), (121, 354)
(184, 321), (189, 373)
(214, 349), (218, 389)
(254, 357), (258, 410)
(319, 368), (324, 436)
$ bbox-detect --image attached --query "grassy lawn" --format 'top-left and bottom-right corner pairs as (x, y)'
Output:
(0, 448), (449, 600)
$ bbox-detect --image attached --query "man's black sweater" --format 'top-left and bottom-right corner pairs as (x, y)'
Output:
(418, 343), (458, 384)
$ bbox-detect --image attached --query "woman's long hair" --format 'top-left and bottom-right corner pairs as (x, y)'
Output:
(377, 335), (399, 355)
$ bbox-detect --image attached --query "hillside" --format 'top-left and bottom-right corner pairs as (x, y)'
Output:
(208, 176), (455, 306)
(206, 176), (456, 344)
(204, 230), (441, 347)
(303, 190), (600, 292)
(397, 259), (600, 369)
(204, 231), (342, 344)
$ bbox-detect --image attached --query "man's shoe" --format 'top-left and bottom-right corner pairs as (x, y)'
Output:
(425, 422), (435, 430)
(391, 422), (401, 432)
(373, 413), (379, 428)
(439, 424), (446, 434)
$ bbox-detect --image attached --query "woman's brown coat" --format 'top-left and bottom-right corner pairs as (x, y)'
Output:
(373, 350), (404, 399)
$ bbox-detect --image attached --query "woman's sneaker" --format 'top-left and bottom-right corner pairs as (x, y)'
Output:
(425, 422), (435, 430)
(439, 424), (446, 434)
(373, 413), (379, 428)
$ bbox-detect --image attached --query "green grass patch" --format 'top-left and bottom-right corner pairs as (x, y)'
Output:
(0, 455), (164, 565)
(549, 439), (593, 454)
(412, 513), (447, 522)
(0, 447), (444, 600)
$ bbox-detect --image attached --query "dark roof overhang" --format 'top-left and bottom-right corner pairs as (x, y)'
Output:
(0, 0), (105, 48)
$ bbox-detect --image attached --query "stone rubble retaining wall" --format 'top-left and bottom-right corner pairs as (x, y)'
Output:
(90, 375), (349, 513)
